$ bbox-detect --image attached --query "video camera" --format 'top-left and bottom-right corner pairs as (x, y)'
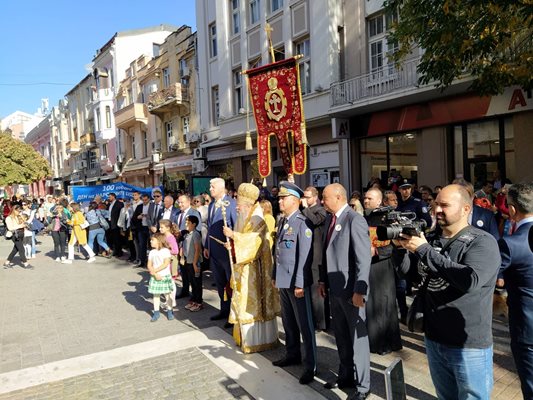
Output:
(375, 207), (427, 241)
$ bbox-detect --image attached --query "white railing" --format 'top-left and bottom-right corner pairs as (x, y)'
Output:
(330, 56), (421, 107)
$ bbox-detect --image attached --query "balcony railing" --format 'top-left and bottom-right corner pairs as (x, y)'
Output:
(147, 83), (189, 113)
(66, 140), (80, 154)
(114, 103), (148, 130)
(330, 56), (421, 108)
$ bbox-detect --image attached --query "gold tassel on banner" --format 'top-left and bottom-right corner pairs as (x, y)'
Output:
(300, 122), (308, 145)
(245, 131), (253, 150)
(262, 177), (267, 187)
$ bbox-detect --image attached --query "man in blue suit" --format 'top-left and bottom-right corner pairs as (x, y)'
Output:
(204, 178), (236, 323)
(271, 181), (316, 385)
(176, 194), (202, 299)
(498, 182), (533, 399)
(319, 183), (372, 400)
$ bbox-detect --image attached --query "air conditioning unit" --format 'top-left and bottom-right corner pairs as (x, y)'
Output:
(80, 160), (87, 168)
(193, 147), (206, 159)
(153, 140), (162, 151)
(152, 153), (161, 163)
(192, 159), (205, 174)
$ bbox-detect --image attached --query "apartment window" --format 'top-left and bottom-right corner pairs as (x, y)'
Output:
(274, 45), (285, 61)
(182, 117), (190, 142)
(295, 38), (311, 95)
(142, 131), (148, 158)
(209, 23), (218, 58)
(271, 0), (282, 13)
(368, 11), (399, 77)
(132, 135), (136, 159)
(233, 69), (243, 114)
(162, 67), (171, 88)
(102, 143), (108, 158)
(231, 0), (240, 34)
(250, 0), (260, 24)
(96, 108), (101, 131)
(165, 121), (173, 151)
(212, 86), (220, 126)
(89, 150), (97, 169)
(127, 89), (133, 105)
(140, 85), (145, 103)
(105, 106), (111, 128)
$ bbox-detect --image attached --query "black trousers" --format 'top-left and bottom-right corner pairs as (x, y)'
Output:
(511, 340), (533, 399)
(8, 238), (27, 263)
(135, 227), (149, 266)
(210, 253), (232, 316)
(279, 288), (317, 372)
(184, 263), (203, 303)
(51, 230), (67, 259)
(179, 262), (191, 296)
(109, 228), (123, 256)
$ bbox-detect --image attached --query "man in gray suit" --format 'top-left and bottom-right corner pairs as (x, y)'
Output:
(272, 181), (316, 385)
(319, 183), (372, 400)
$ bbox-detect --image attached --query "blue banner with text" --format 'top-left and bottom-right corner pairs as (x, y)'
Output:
(70, 183), (163, 202)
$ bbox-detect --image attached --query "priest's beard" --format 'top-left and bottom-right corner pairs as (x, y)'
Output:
(235, 207), (251, 232)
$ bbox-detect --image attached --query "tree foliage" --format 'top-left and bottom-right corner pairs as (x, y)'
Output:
(385, 0), (533, 95)
(0, 131), (52, 186)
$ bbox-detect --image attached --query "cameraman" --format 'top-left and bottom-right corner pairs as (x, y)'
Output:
(396, 184), (500, 399)
(363, 188), (402, 355)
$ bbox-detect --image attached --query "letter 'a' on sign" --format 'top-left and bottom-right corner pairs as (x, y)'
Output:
(332, 118), (350, 139)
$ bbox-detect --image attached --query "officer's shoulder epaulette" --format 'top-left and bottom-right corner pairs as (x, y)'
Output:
(295, 213), (307, 221)
(413, 198), (421, 202)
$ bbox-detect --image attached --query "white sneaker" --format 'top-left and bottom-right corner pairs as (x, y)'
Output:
(31, 255), (36, 259)
(62, 259), (73, 264)
(60, 256), (66, 261)
(87, 257), (96, 263)
(55, 257), (61, 262)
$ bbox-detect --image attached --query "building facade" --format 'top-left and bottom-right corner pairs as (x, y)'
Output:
(24, 118), (53, 197)
(196, 0), (344, 189)
(330, 0), (533, 191)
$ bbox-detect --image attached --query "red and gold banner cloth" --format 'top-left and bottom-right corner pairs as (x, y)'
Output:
(245, 57), (307, 178)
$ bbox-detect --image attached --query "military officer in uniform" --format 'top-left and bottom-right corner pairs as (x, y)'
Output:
(272, 181), (316, 385)
(397, 179), (433, 228)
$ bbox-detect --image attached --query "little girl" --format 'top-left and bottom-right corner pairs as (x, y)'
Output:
(147, 232), (175, 322)
(158, 219), (180, 310)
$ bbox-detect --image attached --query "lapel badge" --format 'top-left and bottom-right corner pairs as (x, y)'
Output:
(335, 224), (342, 231)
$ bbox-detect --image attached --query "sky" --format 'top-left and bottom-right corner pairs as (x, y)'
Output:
(0, 0), (196, 119)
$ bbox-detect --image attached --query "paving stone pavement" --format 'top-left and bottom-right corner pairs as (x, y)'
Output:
(0, 348), (252, 400)
(0, 234), (523, 399)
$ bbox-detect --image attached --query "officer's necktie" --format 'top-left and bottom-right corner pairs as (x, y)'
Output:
(325, 214), (337, 247)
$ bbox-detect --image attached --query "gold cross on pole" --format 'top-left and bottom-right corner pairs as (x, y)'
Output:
(265, 23), (275, 63)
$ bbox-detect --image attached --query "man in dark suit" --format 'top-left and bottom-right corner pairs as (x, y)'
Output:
(147, 189), (164, 234)
(204, 178), (236, 323)
(271, 181), (316, 385)
(176, 194), (202, 299)
(301, 185), (328, 330)
(498, 182), (533, 399)
(132, 194), (151, 268)
(107, 193), (124, 257)
(319, 183), (371, 400)
(161, 195), (179, 225)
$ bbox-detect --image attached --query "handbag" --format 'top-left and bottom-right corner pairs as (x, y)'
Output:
(405, 225), (472, 333)
(80, 220), (90, 229)
(30, 218), (45, 233)
(98, 213), (110, 230)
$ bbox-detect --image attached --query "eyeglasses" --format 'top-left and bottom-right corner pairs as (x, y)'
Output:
(154, 195), (161, 198)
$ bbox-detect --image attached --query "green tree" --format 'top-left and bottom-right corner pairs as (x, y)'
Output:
(0, 131), (52, 186)
(385, 0), (533, 95)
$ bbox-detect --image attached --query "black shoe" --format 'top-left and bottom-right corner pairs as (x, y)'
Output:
(210, 313), (228, 321)
(400, 315), (407, 325)
(324, 379), (356, 389)
(176, 292), (190, 299)
(347, 391), (369, 400)
(299, 370), (315, 385)
(272, 357), (301, 367)
(224, 322), (233, 329)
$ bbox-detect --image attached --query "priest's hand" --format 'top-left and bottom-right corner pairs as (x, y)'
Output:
(352, 293), (365, 308)
(223, 226), (234, 239)
(294, 287), (304, 298)
(318, 282), (326, 298)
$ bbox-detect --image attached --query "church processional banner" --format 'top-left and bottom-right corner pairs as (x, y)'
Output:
(245, 57), (307, 178)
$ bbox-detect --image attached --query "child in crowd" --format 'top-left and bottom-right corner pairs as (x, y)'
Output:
(21, 214), (33, 260)
(158, 219), (180, 310)
(181, 215), (203, 312)
(147, 233), (175, 322)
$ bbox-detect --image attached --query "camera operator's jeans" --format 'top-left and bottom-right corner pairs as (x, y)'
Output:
(425, 338), (493, 400)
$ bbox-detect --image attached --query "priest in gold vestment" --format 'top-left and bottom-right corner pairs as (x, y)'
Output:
(223, 183), (280, 353)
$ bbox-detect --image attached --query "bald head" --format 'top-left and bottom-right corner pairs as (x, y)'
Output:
(322, 183), (348, 213)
